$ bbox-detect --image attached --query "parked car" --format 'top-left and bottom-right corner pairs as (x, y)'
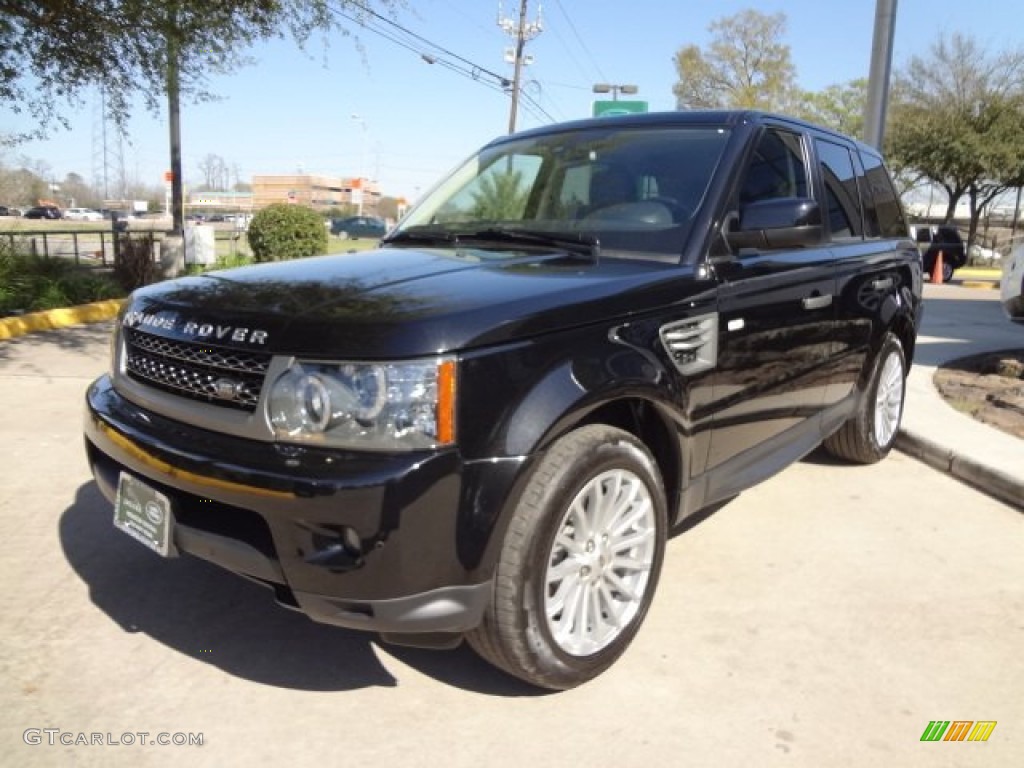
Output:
(1001, 243), (1024, 322)
(0, 205), (21, 216)
(84, 110), (922, 690)
(330, 215), (387, 239)
(912, 224), (966, 281)
(968, 243), (1000, 266)
(23, 205), (62, 220)
(64, 207), (104, 221)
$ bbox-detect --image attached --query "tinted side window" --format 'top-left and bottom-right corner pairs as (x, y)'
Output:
(738, 129), (808, 205)
(815, 139), (863, 240)
(860, 152), (907, 237)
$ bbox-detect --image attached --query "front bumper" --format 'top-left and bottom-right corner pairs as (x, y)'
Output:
(83, 375), (509, 635)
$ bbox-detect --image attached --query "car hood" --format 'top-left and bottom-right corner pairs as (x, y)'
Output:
(125, 246), (692, 357)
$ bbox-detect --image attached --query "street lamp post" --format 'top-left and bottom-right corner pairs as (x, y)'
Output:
(592, 83), (638, 101)
(351, 114), (368, 216)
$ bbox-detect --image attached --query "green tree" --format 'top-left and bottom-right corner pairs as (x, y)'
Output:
(247, 204), (328, 263)
(471, 170), (528, 220)
(2, 1), (399, 231)
(793, 79), (868, 140)
(1, 2), (401, 140)
(886, 34), (1024, 246)
(672, 10), (796, 110)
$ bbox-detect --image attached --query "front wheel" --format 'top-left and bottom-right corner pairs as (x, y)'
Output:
(467, 425), (667, 690)
(824, 333), (906, 464)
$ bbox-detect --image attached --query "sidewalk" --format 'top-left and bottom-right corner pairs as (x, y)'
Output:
(897, 364), (1024, 511)
(896, 283), (1024, 511)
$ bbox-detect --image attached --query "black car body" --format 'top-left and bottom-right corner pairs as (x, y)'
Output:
(914, 224), (966, 281)
(84, 111), (922, 689)
(330, 215), (387, 239)
(24, 205), (62, 219)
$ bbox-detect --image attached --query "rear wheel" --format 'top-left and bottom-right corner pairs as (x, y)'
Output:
(942, 261), (955, 283)
(824, 333), (906, 464)
(468, 425), (667, 690)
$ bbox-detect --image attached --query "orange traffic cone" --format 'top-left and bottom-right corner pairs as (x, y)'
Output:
(931, 250), (944, 284)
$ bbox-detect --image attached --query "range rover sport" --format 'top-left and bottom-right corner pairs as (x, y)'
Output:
(84, 111), (922, 689)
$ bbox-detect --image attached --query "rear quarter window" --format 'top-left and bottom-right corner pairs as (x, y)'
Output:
(859, 151), (907, 238)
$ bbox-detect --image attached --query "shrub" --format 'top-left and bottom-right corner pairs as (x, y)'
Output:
(0, 243), (123, 315)
(247, 204), (328, 263)
(114, 233), (157, 292)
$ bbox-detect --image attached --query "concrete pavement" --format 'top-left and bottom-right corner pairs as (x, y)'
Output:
(1, 320), (1022, 767)
(897, 282), (1024, 510)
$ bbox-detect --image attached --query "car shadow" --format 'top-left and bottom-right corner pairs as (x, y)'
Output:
(799, 445), (848, 467)
(59, 481), (541, 696)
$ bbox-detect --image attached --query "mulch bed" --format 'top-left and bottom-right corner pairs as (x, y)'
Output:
(933, 350), (1024, 439)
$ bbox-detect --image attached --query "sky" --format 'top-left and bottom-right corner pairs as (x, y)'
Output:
(2, 0), (1022, 203)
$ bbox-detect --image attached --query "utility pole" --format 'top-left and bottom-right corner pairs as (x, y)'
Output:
(864, 0), (898, 149)
(498, 1), (542, 134)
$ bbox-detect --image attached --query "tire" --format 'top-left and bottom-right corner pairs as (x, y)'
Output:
(824, 333), (906, 464)
(467, 425), (667, 690)
(942, 261), (954, 283)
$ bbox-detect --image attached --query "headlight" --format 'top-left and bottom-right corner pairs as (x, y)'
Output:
(267, 358), (456, 451)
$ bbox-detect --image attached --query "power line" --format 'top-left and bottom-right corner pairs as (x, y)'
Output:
(551, 0), (607, 84)
(326, 1), (558, 129)
(334, 1), (511, 88)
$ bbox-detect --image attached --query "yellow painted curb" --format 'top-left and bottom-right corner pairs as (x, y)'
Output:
(0, 299), (126, 341)
(959, 281), (999, 290)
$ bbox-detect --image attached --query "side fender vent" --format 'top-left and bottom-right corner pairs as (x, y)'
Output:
(659, 312), (719, 375)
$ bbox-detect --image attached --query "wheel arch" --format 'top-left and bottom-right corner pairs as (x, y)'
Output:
(568, 398), (682, 524)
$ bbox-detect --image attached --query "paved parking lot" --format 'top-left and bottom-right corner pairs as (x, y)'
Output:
(1, 322), (1021, 767)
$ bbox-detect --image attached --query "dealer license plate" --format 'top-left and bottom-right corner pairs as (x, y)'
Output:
(113, 473), (175, 557)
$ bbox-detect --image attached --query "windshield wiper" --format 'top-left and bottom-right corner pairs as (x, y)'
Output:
(383, 225), (600, 261)
(380, 227), (458, 247)
(456, 228), (601, 261)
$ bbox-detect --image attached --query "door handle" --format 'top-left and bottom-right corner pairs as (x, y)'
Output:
(801, 294), (833, 310)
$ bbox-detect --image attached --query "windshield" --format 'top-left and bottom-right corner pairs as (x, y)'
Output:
(393, 124), (731, 262)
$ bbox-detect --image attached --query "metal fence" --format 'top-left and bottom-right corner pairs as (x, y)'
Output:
(2, 229), (130, 268)
(4, 227), (252, 266)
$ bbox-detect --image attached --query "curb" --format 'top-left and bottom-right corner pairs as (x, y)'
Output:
(0, 299), (125, 341)
(896, 429), (1024, 512)
(958, 280), (999, 290)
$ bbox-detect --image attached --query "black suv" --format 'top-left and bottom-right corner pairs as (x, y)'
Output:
(23, 205), (62, 219)
(84, 111), (922, 689)
(914, 224), (966, 281)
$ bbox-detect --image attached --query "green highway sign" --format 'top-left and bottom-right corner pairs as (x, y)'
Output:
(593, 100), (649, 117)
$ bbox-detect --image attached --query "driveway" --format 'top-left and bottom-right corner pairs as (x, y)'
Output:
(1, 322), (1021, 767)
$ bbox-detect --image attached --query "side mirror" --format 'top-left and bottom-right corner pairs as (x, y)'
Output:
(725, 197), (823, 251)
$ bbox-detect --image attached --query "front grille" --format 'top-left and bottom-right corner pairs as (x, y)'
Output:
(124, 328), (271, 411)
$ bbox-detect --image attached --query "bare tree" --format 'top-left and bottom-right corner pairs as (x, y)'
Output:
(886, 33), (1024, 246)
(197, 154), (229, 191)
